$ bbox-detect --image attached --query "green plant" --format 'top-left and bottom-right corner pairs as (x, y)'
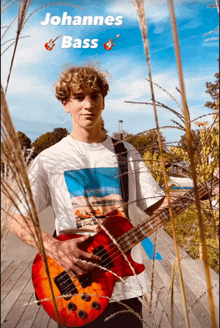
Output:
(165, 205), (219, 273)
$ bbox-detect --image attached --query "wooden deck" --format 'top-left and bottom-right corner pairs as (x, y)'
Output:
(1, 228), (219, 328)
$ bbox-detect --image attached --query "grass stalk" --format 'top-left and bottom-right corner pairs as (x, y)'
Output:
(1, 85), (62, 328)
(170, 261), (175, 328)
(167, 1), (217, 326)
(133, 0), (191, 326)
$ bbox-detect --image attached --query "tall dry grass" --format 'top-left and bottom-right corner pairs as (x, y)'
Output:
(132, 0), (219, 327)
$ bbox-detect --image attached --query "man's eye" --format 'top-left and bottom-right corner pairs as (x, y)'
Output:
(75, 96), (84, 101)
(91, 94), (99, 99)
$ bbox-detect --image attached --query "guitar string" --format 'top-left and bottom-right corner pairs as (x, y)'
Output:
(57, 185), (210, 297)
(78, 176), (216, 265)
(71, 181), (215, 296)
(52, 180), (216, 297)
(57, 181), (213, 295)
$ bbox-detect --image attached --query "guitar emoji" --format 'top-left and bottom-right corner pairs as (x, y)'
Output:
(45, 34), (61, 51)
(104, 34), (120, 51)
(32, 176), (219, 327)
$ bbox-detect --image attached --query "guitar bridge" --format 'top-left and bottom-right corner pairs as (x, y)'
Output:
(93, 245), (114, 270)
(54, 271), (78, 300)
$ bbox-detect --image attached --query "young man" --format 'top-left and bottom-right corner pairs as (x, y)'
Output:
(10, 65), (166, 328)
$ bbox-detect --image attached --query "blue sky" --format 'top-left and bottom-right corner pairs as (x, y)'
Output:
(1, 0), (219, 144)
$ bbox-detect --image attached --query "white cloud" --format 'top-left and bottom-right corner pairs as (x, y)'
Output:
(106, 0), (195, 24)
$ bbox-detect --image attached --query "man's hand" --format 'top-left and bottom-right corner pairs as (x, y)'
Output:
(49, 235), (101, 278)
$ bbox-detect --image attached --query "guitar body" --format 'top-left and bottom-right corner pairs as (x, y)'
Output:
(32, 216), (145, 327)
(45, 39), (55, 51)
(103, 39), (113, 51)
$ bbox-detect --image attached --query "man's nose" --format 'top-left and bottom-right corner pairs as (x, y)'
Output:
(84, 96), (93, 108)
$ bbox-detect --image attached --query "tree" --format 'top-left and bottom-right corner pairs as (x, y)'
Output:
(112, 130), (133, 140)
(17, 131), (31, 150)
(177, 129), (202, 166)
(112, 130), (166, 157)
(32, 128), (69, 158)
(178, 130), (201, 153)
(205, 59), (219, 110)
(195, 61), (219, 181)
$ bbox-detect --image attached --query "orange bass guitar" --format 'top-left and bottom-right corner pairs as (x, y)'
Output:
(32, 176), (218, 327)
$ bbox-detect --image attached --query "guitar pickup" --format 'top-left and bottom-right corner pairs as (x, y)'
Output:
(78, 272), (93, 288)
(54, 271), (78, 300)
(93, 245), (114, 270)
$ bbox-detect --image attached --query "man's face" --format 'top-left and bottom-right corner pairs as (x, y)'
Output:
(63, 88), (105, 130)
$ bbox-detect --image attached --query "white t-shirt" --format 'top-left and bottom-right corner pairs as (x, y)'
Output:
(20, 135), (165, 302)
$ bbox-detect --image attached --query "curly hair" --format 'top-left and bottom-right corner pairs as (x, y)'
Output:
(55, 65), (109, 103)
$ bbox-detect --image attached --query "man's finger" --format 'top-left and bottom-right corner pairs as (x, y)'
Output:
(79, 250), (101, 262)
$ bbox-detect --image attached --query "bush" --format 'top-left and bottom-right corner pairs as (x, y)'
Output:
(164, 203), (219, 273)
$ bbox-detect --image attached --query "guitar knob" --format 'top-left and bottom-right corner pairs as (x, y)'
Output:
(78, 310), (87, 319)
(67, 302), (76, 311)
(91, 301), (100, 310)
(81, 293), (91, 302)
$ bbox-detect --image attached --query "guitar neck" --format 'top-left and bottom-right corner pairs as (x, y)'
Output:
(117, 176), (219, 252)
(112, 36), (119, 43)
(52, 36), (59, 43)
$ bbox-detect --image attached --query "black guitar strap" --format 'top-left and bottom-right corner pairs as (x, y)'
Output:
(111, 138), (129, 220)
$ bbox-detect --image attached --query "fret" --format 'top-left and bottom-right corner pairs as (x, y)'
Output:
(131, 230), (139, 242)
(146, 220), (154, 230)
(116, 176), (219, 253)
(119, 234), (131, 251)
(139, 225), (146, 236)
(158, 209), (170, 223)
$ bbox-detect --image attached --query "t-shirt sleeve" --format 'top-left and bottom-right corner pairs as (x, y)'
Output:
(16, 155), (52, 217)
(132, 149), (165, 210)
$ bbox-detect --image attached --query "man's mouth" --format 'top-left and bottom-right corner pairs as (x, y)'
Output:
(83, 113), (95, 117)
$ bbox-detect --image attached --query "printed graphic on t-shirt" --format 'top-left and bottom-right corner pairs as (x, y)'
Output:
(64, 167), (125, 224)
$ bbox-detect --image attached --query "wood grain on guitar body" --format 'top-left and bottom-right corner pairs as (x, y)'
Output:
(32, 176), (219, 327)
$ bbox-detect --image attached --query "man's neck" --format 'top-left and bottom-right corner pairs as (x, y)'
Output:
(70, 128), (107, 144)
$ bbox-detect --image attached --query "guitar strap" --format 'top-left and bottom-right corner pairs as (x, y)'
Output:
(111, 137), (129, 220)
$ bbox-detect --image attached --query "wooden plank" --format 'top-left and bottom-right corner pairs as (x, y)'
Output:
(31, 304), (51, 328)
(139, 262), (166, 328)
(1, 261), (30, 293)
(1, 261), (13, 274)
(1, 261), (22, 286)
(1, 262), (32, 324)
(47, 317), (59, 328)
(148, 237), (176, 261)
(182, 259), (219, 300)
(154, 260), (202, 328)
(142, 290), (172, 328)
(150, 229), (191, 259)
(22, 276), (35, 294)
(180, 259), (219, 321)
(160, 259), (213, 328)
(1, 293), (32, 328)
(16, 293), (40, 328)
(194, 259), (219, 284)
(143, 258), (183, 327)
(1, 293), (7, 303)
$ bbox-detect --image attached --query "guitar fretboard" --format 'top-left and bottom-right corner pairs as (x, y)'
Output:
(117, 176), (219, 252)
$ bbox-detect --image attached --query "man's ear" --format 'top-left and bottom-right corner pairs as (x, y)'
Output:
(63, 101), (70, 113)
